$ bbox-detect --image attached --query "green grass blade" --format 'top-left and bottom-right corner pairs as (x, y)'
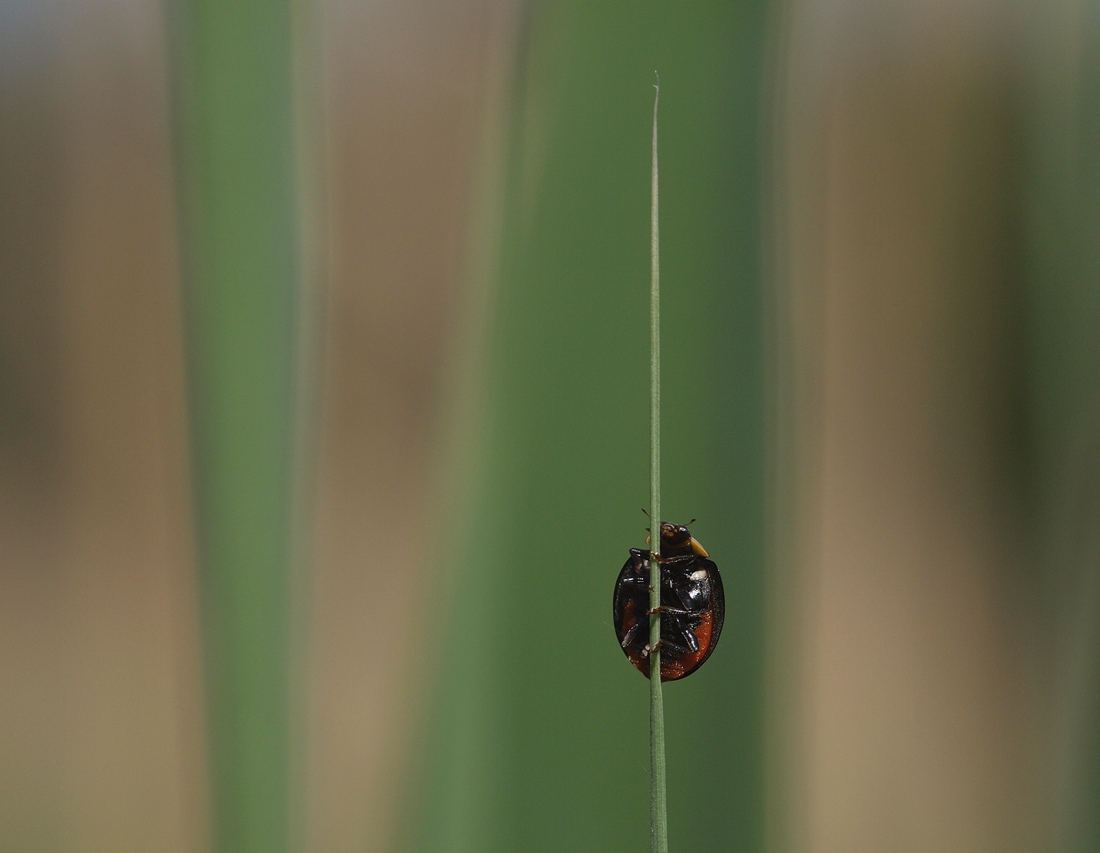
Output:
(648, 79), (668, 853)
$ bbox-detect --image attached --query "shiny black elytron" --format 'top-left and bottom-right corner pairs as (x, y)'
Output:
(612, 522), (724, 681)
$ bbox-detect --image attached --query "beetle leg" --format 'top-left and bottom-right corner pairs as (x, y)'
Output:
(647, 604), (694, 618)
(646, 610), (702, 654)
(646, 636), (696, 658)
(649, 553), (692, 566)
(620, 620), (643, 650)
(672, 627), (700, 654)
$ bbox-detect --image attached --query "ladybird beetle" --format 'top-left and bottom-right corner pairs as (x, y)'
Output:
(612, 522), (725, 681)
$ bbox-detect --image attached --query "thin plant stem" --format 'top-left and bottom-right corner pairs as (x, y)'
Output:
(648, 77), (669, 853)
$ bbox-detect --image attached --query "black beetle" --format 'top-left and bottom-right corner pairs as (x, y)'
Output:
(612, 522), (725, 681)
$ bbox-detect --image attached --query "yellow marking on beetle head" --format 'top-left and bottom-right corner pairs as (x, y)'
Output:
(689, 537), (709, 558)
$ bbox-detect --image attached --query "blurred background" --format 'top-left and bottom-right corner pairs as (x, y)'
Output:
(1, 0), (1098, 852)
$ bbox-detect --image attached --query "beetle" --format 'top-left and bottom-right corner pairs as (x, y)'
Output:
(612, 521), (725, 681)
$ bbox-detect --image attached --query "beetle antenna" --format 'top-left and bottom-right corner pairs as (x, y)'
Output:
(688, 518), (696, 526)
(641, 507), (650, 518)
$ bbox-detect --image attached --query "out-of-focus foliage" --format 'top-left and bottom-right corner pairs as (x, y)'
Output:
(767, 2), (1100, 851)
(396, 4), (769, 853)
(170, 0), (301, 851)
(4, 1), (1100, 852)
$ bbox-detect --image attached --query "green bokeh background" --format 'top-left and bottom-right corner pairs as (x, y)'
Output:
(8, 0), (1100, 848)
(166, 0), (1100, 849)
(173, 1), (770, 849)
(400, 4), (767, 852)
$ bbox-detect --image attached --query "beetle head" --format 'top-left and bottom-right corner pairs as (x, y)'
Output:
(659, 522), (709, 558)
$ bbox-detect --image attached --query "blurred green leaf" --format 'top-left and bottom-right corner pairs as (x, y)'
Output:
(169, 1), (301, 851)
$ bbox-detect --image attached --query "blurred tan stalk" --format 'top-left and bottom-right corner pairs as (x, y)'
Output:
(768, 1), (1099, 851)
